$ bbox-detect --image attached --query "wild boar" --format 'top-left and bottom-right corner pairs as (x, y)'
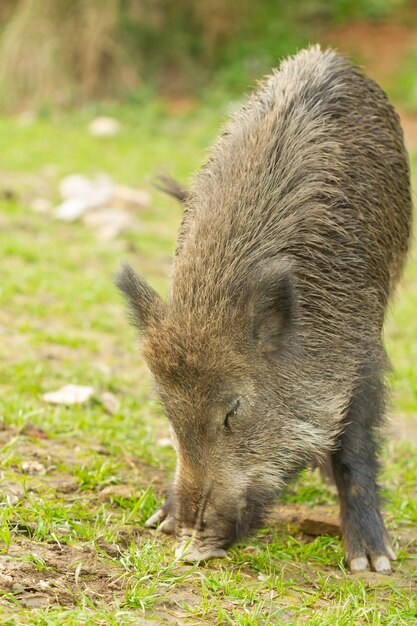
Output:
(117, 46), (412, 573)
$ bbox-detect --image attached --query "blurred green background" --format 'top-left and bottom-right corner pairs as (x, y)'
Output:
(1, 0), (417, 110)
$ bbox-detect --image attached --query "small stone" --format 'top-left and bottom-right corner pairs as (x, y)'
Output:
(299, 511), (340, 537)
(59, 174), (94, 200)
(99, 392), (120, 415)
(99, 485), (133, 501)
(55, 197), (94, 221)
(90, 444), (110, 456)
(55, 174), (114, 221)
(115, 185), (150, 208)
(82, 207), (133, 240)
(42, 384), (95, 405)
(157, 438), (173, 448)
(21, 461), (46, 476)
(2, 485), (25, 504)
(88, 116), (122, 138)
(38, 580), (50, 589)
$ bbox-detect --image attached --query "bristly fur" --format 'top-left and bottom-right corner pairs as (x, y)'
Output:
(118, 46), (412, 566)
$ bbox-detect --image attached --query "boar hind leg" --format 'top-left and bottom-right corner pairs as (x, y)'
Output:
(144, 490), (176, 535)
(331, 359), (396, 574)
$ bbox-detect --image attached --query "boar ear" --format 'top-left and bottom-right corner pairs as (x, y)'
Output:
(252, 258), (296, 360)
(116, 263), (165, 334)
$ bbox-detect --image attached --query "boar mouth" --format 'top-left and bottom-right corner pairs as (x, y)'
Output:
(174, 509), (243, 563)
(175, 538), (228, 562)
(174, 487), (274, 562)
(174, 522), (235, 563)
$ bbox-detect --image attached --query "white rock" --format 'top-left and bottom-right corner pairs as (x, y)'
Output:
(21, 461), (46, 475)
(55, 174), (115, 221)
(88, 116), (122, 138)
(38, 580), (50, 589)
(157, 438), (173, 448)
(54, 197), (91, 221)
(42, 384), (95, 405)
(59, 174), (94, 200)
(115, 185), (151, 208)
(100, 391), (120, 415)
(83, 207), (132, 240)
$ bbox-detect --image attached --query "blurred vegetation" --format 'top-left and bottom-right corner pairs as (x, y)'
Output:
(391, 44), (417, 111)
(0, 0), (416, 110)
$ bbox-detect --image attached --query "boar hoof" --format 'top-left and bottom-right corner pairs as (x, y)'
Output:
(372, 555), (392, 573)
(144, 506), (176, 534)
(175, 542), (228, 562)
(349, 557), (370, 573)
(157, 515), (176, 534)
(144, 508), (166, 528)
(349, 547), (396, 574)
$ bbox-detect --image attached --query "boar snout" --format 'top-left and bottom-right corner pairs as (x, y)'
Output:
(173, 473), (273, 562)
(173, 479), (249, 562)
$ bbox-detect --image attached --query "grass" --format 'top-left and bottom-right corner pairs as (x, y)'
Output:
(0, 92), (416, 624)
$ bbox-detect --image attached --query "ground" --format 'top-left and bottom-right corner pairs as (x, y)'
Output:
(1, 26), (417, 626)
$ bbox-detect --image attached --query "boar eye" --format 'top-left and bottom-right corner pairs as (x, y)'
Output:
(224, 400), (240, 430)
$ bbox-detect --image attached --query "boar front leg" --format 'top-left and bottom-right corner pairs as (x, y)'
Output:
(145, 489), (176, 535)
(331, 359), (396, 574)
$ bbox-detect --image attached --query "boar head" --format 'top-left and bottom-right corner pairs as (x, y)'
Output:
(117, 260), (332, 560)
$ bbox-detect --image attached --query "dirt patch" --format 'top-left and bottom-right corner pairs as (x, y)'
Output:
(0, 539), (121, 609)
